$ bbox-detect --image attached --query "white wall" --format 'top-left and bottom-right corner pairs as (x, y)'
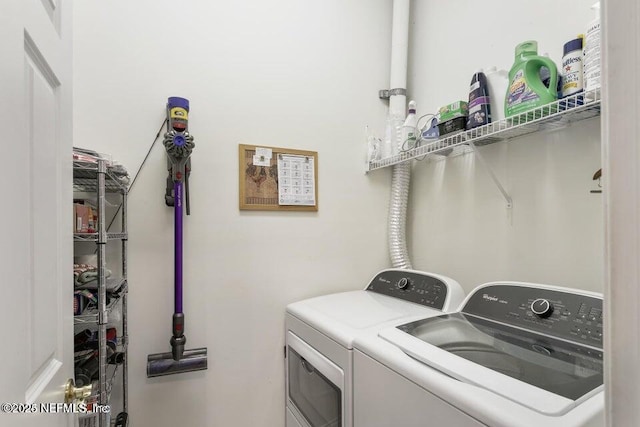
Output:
(405, 0), (604, 294)
(73, 1), (393, 425)
(73, 0), (605, 424)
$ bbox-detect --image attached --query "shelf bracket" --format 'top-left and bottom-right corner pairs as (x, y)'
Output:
(468, 141), (512, 209)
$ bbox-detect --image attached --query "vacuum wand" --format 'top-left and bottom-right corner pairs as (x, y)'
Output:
(147, 97), (207, 377)
(171, 180), (185, 360)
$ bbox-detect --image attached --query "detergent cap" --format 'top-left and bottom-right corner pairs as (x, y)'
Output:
(515, 40), (538, 57)
(408, 100), (416, 114)
(563, 38), (583, 56)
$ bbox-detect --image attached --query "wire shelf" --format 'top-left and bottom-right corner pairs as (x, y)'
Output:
(73, 161), (130, 194)
(73, 157), (128, 427)
(74, 232), (128, 242)
(367, 89), (601, 172)
(74, 280), (128, 325)
(78, 364), (120, 427)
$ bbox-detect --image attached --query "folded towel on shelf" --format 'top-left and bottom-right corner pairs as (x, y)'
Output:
(73, 263), (111, 287)
(74, 263), (94, 277)
(76, 269), (112, 285)
(75, 277), (123, 292)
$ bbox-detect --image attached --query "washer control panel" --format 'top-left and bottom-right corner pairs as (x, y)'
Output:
(463, 284), (603, 348)
(366, 270), (447, 310)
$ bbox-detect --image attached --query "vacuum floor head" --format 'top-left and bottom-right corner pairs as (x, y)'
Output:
(147, 347), (208, 378)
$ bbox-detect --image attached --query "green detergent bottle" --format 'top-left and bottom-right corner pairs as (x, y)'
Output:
(505, 41), (558, 117)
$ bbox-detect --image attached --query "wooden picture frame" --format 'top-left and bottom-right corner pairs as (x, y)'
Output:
(238, 144), (318, 211)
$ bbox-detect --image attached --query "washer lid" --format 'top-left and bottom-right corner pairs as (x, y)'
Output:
(380, 312), (603, 415)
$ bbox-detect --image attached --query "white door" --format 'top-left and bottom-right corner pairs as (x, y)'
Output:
(0, 0), (73, 426)
(603, 1), (640, 426)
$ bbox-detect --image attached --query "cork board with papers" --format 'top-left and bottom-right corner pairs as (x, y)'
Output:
(238, 144), (318, 211)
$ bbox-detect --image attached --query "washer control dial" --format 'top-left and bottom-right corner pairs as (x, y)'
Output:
(397, 277), (411, 290)
(531, 298), (554, 318)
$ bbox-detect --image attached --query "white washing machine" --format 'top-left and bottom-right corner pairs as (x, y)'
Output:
(353, 281), (604, 427)
(285, 268), (465, 427)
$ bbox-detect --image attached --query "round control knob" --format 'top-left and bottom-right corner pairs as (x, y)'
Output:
(531, 299), (554, 318)
(397, 277), (411, 290)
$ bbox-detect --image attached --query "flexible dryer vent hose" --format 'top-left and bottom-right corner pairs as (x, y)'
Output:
(388, 161), (412, 269)
(386, 0), (412, 270)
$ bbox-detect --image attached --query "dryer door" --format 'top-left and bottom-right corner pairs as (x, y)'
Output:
(286, 331), (344, 427)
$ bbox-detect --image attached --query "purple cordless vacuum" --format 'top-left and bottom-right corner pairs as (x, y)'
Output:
(147, 97), (208, 377)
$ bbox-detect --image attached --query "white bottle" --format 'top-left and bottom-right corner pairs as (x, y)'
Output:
(484, 66), (509, 122)
(400, 100), (417, 152)
(584, 2), (601, 92)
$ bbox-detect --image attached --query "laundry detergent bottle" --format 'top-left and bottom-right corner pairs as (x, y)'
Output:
(505, 41), (558, 117)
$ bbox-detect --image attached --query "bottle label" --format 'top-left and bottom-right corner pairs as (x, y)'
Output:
(469, 96), (489, 113)
(506, 70), (540, 114)
(584, 22), (601, 91)
(467, 95), (491, 128)
(562, 52), (583, 96)
(507, 69), (540, 109)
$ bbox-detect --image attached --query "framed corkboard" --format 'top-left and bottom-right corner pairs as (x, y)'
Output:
(239, 144), (318, 211)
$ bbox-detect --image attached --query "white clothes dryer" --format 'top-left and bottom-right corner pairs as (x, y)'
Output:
(285, 269), (465, 427)
(353, 281), (604, 427)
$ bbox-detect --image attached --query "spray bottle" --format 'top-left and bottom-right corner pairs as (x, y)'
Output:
(400, 101), (417, 151)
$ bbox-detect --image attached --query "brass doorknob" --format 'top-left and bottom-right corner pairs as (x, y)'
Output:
(64, 379), (92, 404)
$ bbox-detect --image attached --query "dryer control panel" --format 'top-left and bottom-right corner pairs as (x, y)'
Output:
(366, 270), (448, 310)
(463, 284), (603, 348)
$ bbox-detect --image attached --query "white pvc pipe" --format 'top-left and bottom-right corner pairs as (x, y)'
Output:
(389, 0), (409, 116)
(387, 0), (412, 269)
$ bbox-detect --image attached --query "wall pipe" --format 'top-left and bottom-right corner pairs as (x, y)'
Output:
(387, 0), (412, 269)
